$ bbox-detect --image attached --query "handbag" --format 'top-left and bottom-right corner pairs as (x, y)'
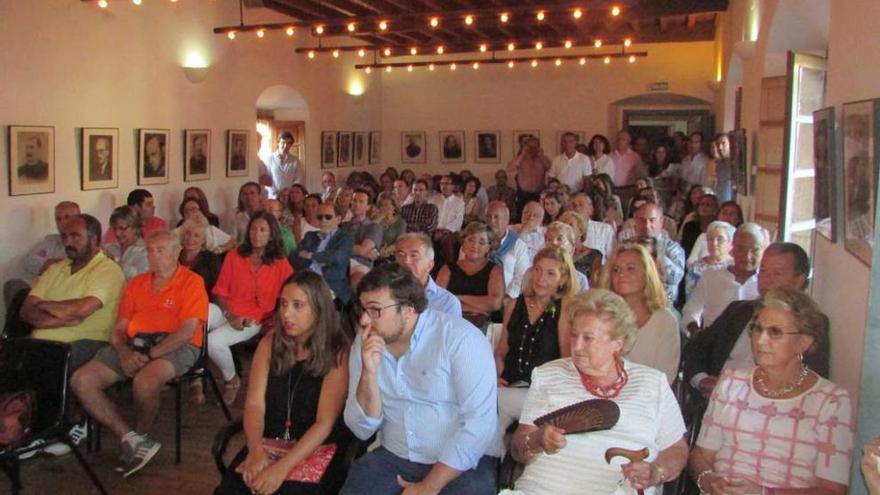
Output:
(0, 390), (36, 446)
(235, 438), (337, 483)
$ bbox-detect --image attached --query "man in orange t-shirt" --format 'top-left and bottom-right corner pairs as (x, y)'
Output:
(72, 230), (208, 478)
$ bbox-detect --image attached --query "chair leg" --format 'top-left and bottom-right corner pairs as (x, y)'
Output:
(68, 442), (109, 495)
(175, 382), (182, 464)
(1, 458), (23, 494)
(205, 372), (233, 421)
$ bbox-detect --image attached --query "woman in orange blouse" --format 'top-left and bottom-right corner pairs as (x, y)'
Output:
(209, 211), (293, 404)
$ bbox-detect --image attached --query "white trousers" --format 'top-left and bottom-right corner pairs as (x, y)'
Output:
(206, 303), (261, 381)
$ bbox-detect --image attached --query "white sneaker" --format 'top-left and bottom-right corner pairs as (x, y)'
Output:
(41, 422), (89, 457)
(17, 439), (46, 460)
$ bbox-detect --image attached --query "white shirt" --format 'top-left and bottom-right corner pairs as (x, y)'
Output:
(682, 267), (759, 329)
(515, 359), (686, 495)
(584, 219), (616, 262)
(625, 308), (681, 384)
(548, 151), (592, 192)
(591, 154), (615, 177)
(432, 194), (465, 232)
(518, 226), (546, 261)
(686, 233), (709, 268)
(171, 225), (232, 253)
(680, 152), (709, 186)
(261, 152), (303, 198)
(496, 231), (531, 299)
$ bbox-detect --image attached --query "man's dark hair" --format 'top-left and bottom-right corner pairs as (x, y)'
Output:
(78, 214), (103, 245)
(279, 131), (294, 142)
(764, 242), (811, 287)
(127, 189), (152, 208)
(354, 187), (374, 205)
(690, 131), (704, 142)
(356, 263), (428, 314)
(414, 178), (430, 190)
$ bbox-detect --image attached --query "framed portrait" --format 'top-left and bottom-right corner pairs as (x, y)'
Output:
(337, 131), (353, 168)
(81, 127), (118, 191)
(401, 131), (426, 164)
(475, 130), (501, 163)
(842, 99), (880, 266)
(8, 125), (54, 196)
(353, 132), (368, 166)
(813, 108), (839, 242)
(226, 130), (249, 177)
(514, 130), (541, 154)
(439, 130), (465, 163)
(369, 131), (382, 165)
(321, 132), (338, 169)
(138, 128), (169, 185)
(555, 130), (586, 154)
(731, 129), (749, 196)
(184, 129), (211, 182)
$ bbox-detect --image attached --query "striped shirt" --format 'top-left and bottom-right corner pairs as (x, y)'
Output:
(515, 359), (685, 495)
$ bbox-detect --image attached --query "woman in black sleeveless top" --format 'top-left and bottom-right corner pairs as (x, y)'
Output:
(435, 222), (504, 331)
(494, 246), (580, 436)
(215, 271), (353, 495)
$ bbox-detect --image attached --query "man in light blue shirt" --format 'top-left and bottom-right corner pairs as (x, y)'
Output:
(341, 263), (499, 495)
(394, 233), (462, 316)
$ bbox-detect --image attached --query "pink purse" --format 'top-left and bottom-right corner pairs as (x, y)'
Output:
(236, 439), (337, 483)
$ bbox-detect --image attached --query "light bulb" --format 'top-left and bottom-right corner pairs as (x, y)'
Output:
(365, 66), (372, 74)
(450, 63), (457, 71)
(132, 0), (142, 5)
(555, 58), (562, 66)
(624, 38), (632, 47)
(332, 49), (340, 58)
(579, 57), (586, 65)
(358, 48), (365, 57)
(383, 48), (391, 56)
(507, 42), (515, 51)
(379, 20), (388, 31)
(227, 31), (236, 40)
(535, 42), (543, 50)
(386, 66), (392, 72)
(479, 43), (487, 52)
(573, 8), (582, 19)
(428, 63), (435, 71)
(531, 59), (538, 68)
(410, 47), (418, 55)
(307, 50), (315, 59)
(430, 17), (439, 28)
(508, 61), (515, 68)
(347, 22), (356, 32)
(536, 11), (545, 21)
(604, 56), (611, 64)
(464, 15), (474, 25)
(407, 65), (413, 72)
(286, 27), (295, 36)
(436, 46), (445, 54)
(315, 25), (324, 35)
(98, 0), (108, 8)
(472, 62), (479, 70)
(564, 40), (573, 49)
(256, 29), (265, 38)
(594, 39), (602, 48)
(500, 13), (509, 23)
(628, 55), (636, 63)
(611, 6), (621, 16)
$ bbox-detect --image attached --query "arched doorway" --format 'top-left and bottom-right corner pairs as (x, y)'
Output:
(255, 85), (311, 184)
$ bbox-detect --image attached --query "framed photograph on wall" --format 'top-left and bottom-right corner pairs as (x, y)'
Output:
(138, 128), (169, 185)
(475, 130), (501, 163)
(555, 130), (586, 154)
(439, 130), (465, 163)
(227, 130), (249, 177)
(321, 131), (338, 169)
(401, 131), (426, 164)
(813, 108), (839, 242)
(353, 132), (368, 166)
(514, 130), (540, 154)
(81, 127), (118, 191)
(8, 125), (54, 196)
(184, 129), (210, 182)
(842, 99), (879, 266)
(337, 131), (353, 167)
(369, 131), (381, 165)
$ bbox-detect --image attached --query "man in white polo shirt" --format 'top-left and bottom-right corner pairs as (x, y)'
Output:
(548, 132), (592, 192)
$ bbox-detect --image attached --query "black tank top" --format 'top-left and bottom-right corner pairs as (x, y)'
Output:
(445, 261), (496, 297)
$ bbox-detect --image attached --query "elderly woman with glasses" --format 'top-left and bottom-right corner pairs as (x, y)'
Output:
(504, 289), (688, 495)
(689, 288), (853, 495)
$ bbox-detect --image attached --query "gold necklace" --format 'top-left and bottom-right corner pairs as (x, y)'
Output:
(755, 364), (809, 398)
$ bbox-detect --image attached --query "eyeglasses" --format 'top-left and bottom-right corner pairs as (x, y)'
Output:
(358, 302), (402, 319)
(747, 321), (803, 340)
(317, 214), (335, 221)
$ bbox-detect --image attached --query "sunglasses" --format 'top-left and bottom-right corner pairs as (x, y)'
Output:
(317, 214), (335, 221)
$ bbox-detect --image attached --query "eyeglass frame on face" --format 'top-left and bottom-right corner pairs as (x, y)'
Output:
(358, 302), (403, 319)
(747, 319), (803, 340)
(317, 213), (335, 221)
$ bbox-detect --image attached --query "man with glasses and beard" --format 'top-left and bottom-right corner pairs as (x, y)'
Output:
(341, 263), (499, 495)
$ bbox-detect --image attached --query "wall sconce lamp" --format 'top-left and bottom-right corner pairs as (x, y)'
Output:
(183, 52), (211, 83)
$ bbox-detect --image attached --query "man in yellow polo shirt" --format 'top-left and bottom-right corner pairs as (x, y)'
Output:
(20, 213), (125, 370)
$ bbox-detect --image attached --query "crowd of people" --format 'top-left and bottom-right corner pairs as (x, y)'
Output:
(2, 128), (877, 495)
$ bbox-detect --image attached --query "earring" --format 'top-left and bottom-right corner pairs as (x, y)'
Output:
(797, 352), (804, 362)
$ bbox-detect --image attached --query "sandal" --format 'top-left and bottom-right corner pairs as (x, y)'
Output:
(222, 376), (241, 405)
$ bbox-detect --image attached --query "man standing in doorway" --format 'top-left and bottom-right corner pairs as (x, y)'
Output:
(260, 131), (303, 198)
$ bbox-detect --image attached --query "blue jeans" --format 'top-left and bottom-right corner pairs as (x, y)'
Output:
(340, 447), (497, 495)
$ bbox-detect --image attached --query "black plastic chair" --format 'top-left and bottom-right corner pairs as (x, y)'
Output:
(170, 324), (233, 463)
(0, 338), (108, 495)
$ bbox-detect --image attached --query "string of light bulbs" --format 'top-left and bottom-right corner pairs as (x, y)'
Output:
(354, 51), (646, 74)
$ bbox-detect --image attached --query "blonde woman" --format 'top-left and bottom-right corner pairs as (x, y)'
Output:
(596, 243), (680, 383)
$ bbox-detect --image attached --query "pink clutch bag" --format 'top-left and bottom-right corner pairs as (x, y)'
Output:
(236, 438), (337, 483)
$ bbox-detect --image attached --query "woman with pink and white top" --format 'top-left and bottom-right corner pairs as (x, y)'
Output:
(689, 288), (854, 495)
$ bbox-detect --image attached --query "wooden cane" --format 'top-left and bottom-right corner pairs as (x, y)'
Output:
(605, 447), (650, 495)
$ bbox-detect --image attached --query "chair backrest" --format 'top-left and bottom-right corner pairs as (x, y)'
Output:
(194, 323), (208, 369)
(0, 338), (70, 435)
